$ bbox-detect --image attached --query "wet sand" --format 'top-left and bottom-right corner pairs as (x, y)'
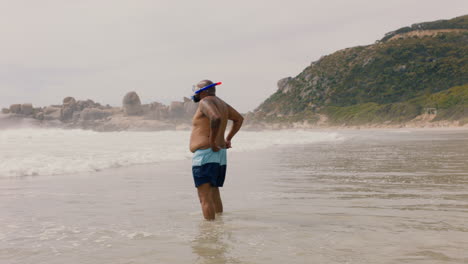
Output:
(1, 129), (468, 264)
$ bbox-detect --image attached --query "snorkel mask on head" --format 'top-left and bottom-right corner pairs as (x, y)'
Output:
(191, 82), (222, 103)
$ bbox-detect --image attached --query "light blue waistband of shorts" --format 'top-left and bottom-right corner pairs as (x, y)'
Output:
(192, 148), (227, 167)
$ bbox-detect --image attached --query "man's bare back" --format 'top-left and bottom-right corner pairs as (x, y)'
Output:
(190, 96), (233, 152)
(189, 80), (243, 220)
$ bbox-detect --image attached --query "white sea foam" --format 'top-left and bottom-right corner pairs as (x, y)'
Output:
(0, 129), (343, 177)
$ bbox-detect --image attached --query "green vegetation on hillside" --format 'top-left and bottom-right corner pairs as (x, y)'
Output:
(324, 84), (468, 125)
(333, 33), (467, 106)
(254, 15), (468, 125)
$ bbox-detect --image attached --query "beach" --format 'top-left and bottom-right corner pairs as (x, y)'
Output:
(1, 129), (468, 264)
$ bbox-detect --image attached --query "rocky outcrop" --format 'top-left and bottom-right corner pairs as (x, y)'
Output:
(43, 106), (61, 120)
(277, 77), (293, 94)
(63, 97), (76, 105)
(95, 115), (176, 131)
(76, 99), (101, 110)
(255, 15), (468, 122)
(8, 103), (35, 116)
(122, 92), (142, 116)
(183, 97), (198, 118)
(1, 92), (199, 131)
(34, 111), (44, 120)
(9, 104), (21, 114)
(169, 101), (185, 119)
(21, 104), (33, 115)
(387, 29), (468, 42)
(80, 108), (112, 121)
(143, 102), (167, 120)
(61, 97), (77, 121)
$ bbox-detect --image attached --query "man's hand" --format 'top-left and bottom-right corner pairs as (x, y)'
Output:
(225, 139), (232, 149)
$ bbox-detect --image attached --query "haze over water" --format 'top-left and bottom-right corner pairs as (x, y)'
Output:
(1, 129), (467, 263)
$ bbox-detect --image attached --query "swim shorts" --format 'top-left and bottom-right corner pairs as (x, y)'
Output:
(192, 148), (227, 188)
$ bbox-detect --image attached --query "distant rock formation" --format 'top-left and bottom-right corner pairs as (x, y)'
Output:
(169, 101), (185, 119)
(61, 97), (77, 121)
(21, 104), (33, 115)
(44, 106), (61, 120)
(122, 92), (142, 116)
(183, 97), (198, 119)
(1, 91), (199, 131)
(80, 108), (112, 121)
(9, 104), (22, 114)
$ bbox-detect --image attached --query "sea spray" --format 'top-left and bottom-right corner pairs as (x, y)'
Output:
(0, 129), (343, 177)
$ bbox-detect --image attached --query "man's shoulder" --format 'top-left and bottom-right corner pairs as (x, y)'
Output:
(213, 96), (229, 107)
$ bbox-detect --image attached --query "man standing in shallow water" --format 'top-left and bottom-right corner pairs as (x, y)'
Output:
(189, 80), (244, 220)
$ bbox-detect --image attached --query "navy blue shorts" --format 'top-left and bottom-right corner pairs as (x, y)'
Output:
(192, 148), (227, 188)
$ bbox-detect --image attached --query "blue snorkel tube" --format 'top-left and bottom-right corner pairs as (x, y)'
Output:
(191, 82), (222, 102)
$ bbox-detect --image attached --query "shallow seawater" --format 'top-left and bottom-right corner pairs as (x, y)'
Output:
(1, 129), (467, 264)
(0, 129), (341, 177)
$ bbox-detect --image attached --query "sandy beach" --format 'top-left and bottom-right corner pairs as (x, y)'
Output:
(1, 129), (468, 264)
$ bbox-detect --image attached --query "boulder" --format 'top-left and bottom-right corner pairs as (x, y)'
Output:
(76, 101), (85, 110)
(61, 96), (77, 121)
(155, 107), (169, 120)
(76, 99), (100, 110)
(80, 108), (112, 120)
(122, 91), (142, 116)
(72, 111), (81, 122)
(277, 77), (293, 94)
(43, 106), (62, 120)
(1, 108), (10, 114)
(44, 106), (59, 115)
(143, 102), (167, 120)
(183, 99), (198, 118)
(34, 112), (44, 120)
(9, 104), (21, 114)
(140, 104), (151, 115)
(21, 104), (33, 115)
(63, 96), (76, 106)
(168, 101), (184, 119)
(61, 108), (75, 121)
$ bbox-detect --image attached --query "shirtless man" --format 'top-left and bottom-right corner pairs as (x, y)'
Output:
(189, 80), (244, 220)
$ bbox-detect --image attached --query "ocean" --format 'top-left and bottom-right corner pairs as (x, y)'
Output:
(1, 128), (467, 263)
(0, 129), (342, 178)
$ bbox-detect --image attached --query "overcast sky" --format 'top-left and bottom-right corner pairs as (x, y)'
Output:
(0, 0), (467, 112)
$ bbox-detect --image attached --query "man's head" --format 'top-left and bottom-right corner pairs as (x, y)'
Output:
(192, 79), (217, 103)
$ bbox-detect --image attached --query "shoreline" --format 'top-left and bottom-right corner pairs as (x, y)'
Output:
(2, 113), (468, 132)
(0, 146), (269, 183)
(242, 118), (468, 131)
(1, 127), (466, 180)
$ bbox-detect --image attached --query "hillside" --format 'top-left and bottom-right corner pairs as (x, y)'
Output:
(250, 15), (468, 128)
(381, 15), (468, 42)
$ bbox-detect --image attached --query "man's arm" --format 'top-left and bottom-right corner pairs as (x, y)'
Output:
(200, 99), (222, 151)
(225, 104), (244, 148)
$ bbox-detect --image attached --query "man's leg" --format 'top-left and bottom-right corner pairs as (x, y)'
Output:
(211, 187), (223, 214)
(197, 183), (215, 220)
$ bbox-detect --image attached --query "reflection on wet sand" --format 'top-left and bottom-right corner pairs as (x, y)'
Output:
(191, 217), (240, 264)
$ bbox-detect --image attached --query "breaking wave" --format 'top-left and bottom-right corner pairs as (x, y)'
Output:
(0, 129), (343, 177)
